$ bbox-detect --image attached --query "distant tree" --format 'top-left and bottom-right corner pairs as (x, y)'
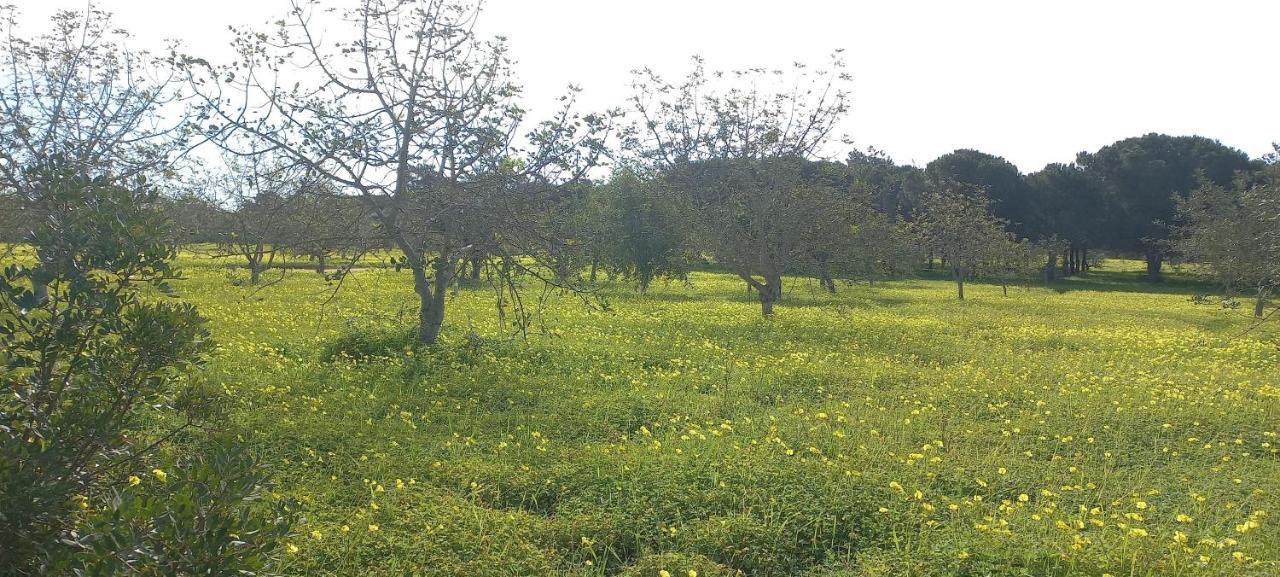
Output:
(592, 170), (695, 292)
(1173, 168), (1280, 317)
(846, 148), (927, 222)
(181, 0), (613, 344)
(163, 193), (224, 245)
(202, 153), (310, 285)
(826, 210), (922, 288)
(1077, 133), (1254, 282)
(626, 54), (855, 315)
(925, 150), (1033, 236)
(912, 191), (1020, 300)
(1024, 163), (1108, 278)
(284, 189), (375, 275)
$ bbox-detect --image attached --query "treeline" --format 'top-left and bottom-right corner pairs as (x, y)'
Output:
(138, 132), (1277, 311)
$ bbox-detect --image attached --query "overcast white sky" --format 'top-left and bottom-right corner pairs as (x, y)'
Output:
(15, 0), (1280, 172)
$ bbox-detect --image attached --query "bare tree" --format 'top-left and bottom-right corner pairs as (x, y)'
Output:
(180, 0), (613, 344)
(625, 54), (853, 315)
(199, 152), (314, 284)
(0, 4), (194, 298)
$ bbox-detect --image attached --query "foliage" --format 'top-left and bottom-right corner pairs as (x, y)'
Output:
(1173, 168), (1280, 316)
(0, 161), (290, 575)
(1076, 133), (1255, 281)
(591, 170), (695, 292)
(925, 149), (1032, 237)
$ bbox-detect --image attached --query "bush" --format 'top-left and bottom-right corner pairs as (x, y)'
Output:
(320, 326), (418, 362)
(0, 161), (291, 575)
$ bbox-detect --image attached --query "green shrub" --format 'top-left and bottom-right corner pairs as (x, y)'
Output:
(321, 325), (417, 362)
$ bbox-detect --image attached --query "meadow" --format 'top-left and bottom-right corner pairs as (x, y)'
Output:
(174, 254), (1280, 576)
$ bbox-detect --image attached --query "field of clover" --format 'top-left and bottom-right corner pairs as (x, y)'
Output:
(169, 252), (1280, 577)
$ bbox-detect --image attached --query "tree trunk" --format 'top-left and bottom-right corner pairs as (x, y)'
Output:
(249, 261), (262, 284)
(316, 253), (327, 274)
(32, 246), (50, 302)
(1061, 249), (1070, 276)
(818, 259), (836, 293)
(1044, 251), (1058, 283)
(1081, 247), (1089, 271)
(470, 257), (482, 282)
(752, 273), (782, 316)
(1144, 248), (1163, 283)
(411, 256), (454, 345)
(926, 250), (934, 270)
(1255, 286), (1267, 318)
(1002, 282), (1008, 296)
(954, 267), (965, 300)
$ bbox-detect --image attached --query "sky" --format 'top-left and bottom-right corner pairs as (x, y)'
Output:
(14, 0), (1280, 172)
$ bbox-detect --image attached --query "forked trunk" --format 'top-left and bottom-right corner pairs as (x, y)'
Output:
(412, 256), (455, 345)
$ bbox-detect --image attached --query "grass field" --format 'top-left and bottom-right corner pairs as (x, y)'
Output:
(171, 254), (1279, 576)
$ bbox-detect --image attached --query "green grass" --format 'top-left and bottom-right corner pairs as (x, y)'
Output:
(171, 254), (1279, 576)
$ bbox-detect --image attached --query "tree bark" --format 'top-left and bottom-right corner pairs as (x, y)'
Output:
(1255, 286), (1267, 318)
(1144, 247), (1163, 283)
(954, 267), (965, 300)
(316, 253), (326, 274)
(470, 257), (482, 282)
(411, 255), (454, 345)
(818, 258), (836, 293)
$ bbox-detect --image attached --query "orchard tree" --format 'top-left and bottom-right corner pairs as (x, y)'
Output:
(181, 0), (613, 345)
(626, 54), (854, 315)
(1174, 169), (1280, 317)
(1077, 133), (1254, 282)
(201, 153), (313, 284)
(913, 191), (1019, 300)
(285, 189), (375, 275)
(592, 170), (695, 292)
